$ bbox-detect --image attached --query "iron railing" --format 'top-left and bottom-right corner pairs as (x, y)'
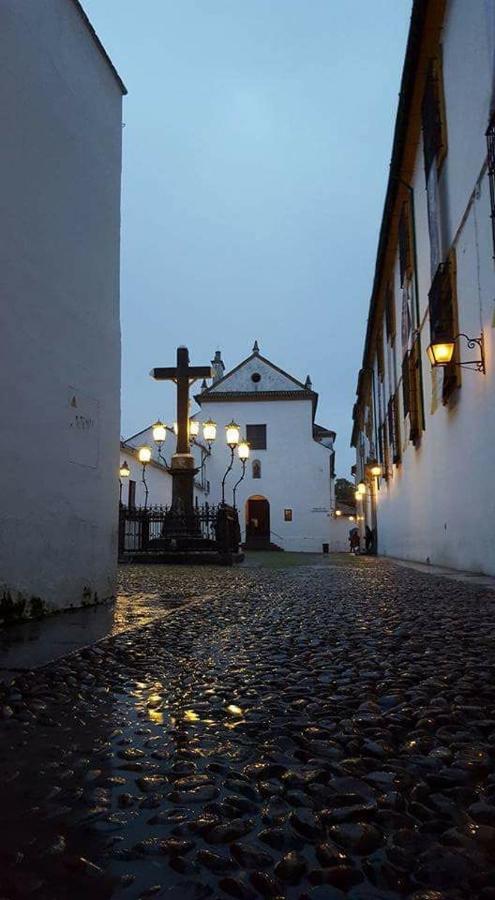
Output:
(118, 503), (240, 558)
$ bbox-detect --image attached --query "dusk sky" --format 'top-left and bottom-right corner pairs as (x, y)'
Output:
(83, 0), (412, 477)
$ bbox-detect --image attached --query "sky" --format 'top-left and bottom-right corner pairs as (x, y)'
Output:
(83, 0), (412, 477)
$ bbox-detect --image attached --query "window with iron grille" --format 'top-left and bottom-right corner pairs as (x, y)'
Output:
(128, 480), (136, 508)
(422, 58), (446, 176)
(246, 424), (267, 450)
(385, 282), (396, 341)
(399, 204), (412, 288)
(486, 115), (495, 259)
(428, 253), (460, 404)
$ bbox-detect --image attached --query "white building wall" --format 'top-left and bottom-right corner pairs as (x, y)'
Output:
(0, 0), (124, 618)
(120, 450), (172, 508)
(197, 399), (332, 552)
(121, 425), (211, 507)
(357, 0), (495, 576)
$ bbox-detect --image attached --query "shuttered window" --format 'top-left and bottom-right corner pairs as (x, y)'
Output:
(388, 394), (401, 464)
(422, 59), (447, 176)
(428, 253), (460, 404)
(486, 115), (495, 259)
(398, 204), (413, 288)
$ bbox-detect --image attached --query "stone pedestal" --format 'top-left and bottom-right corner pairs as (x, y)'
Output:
(169, 453), (198, 514)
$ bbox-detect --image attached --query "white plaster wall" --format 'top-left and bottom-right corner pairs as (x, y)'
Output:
(209, 356), (305, 394)
(119, 451), (172, 508)
(0, 0), (123, 616)
(197, 399), (332, 552)
(361, 0), (495, 575)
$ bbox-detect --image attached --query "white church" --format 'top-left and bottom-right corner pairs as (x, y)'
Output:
(121, 343), (343, 553)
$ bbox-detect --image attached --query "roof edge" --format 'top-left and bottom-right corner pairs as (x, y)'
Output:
(72, 0), (127, 95)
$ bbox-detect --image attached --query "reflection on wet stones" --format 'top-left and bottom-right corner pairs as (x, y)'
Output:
(2, 560), (495, 898)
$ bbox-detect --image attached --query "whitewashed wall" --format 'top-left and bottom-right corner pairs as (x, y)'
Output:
(121, 426), (211, 507)
(197, 399), (332, 552)
(119, 450), (172, 508)
(356, 0), (495, 576)
(0, 0), (124, 618)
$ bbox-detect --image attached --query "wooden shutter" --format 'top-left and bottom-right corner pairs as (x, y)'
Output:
(422, 58), (447, 176)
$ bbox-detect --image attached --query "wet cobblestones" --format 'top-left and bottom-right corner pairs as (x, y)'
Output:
(1, 558), (495, 899)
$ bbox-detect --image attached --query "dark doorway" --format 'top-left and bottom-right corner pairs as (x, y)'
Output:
(245, 496), (270, 549)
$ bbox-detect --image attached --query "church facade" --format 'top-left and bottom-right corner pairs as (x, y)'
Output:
(195, 344), (336, 553)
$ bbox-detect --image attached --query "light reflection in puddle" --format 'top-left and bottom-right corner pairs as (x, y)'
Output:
(226, 704), (243, 716)
(148, 709), (165, 725)
(147, 693), (162, 708)
(184, 709), (200, 722)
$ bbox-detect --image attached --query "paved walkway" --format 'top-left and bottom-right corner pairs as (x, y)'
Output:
(1, 556), (495, 899)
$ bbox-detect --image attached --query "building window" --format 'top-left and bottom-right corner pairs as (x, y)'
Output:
(422, 58), (448, 276)
(251, 372), (261, 383)
(246, 424), (267, 450)
(398, 204), (413, 288)
(422, 58), (447, 177)
(428, 252), (460, 404)
(401, 339), (422, 444)
(388, 394), (401, 464)
(385, 282), (396, 341)
(128, 480), (136, 508)
(284, 508), (293, 522)
(252, 460), (261, 479)
(486, 115), (495, 259)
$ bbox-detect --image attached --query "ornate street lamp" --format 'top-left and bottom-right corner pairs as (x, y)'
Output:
(221, 420), (240, 505)
(203, 419), (217, 447)
(357, 481), (366, 494)
(152, 419), (169, 468)
(189, 419), (200, 438)
(335, 509), (342, 517)
(367, 460), (383, 478)
(119, 460), (130, 504)
(138, 445), (151, 508)
(232, 440), (250, 509)
(426, 332), (485, 373)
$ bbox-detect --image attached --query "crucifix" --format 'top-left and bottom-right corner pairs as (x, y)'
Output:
(150, 346), (211, 512)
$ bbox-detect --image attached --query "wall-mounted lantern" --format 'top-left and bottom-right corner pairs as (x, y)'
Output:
(426, 333), (485, 374)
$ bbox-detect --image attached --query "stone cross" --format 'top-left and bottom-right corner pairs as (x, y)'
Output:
(151, 346), (211, 511)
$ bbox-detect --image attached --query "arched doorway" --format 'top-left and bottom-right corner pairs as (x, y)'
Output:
(245, 495), (270, 549)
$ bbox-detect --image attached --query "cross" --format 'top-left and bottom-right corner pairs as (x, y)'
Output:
(151, 346), (211, 454)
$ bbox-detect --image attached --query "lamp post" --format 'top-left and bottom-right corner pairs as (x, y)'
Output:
(198, 419), (216, 484)
(119, 460), (130, 504)
(221, 420), (240, 505)
(232, 440), (250, 509)
(138, 445), (151, 508)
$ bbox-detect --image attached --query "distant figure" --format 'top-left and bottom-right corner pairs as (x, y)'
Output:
(365, 525), (374, 553)
(349, 528), (360, 554)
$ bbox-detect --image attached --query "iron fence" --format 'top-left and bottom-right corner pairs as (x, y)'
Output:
(118, 503), (240, 558)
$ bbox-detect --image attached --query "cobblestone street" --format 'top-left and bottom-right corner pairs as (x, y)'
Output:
(1, 556), (495, 900)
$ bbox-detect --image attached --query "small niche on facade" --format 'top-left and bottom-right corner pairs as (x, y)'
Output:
(252, 459), (261, 479)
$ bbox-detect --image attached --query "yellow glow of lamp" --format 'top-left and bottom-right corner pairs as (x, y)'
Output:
(152, 420), (166, 443)
(349, 515), (355, 522)
(335, 509), (342, 517)
(355, 490), (363, 501)
(427, 340), (455, 367)
(119, 461), (130, 478)
(226, 420), (240, 448)
(357, 481), (366, 494)
(237, 440), (250, 461)
(369, 462), (383, 477)
(189, 419), (200, 437)
(138, 446), (152, 464)
(203, 419), (217, 444)
(173, 422), (178, 435)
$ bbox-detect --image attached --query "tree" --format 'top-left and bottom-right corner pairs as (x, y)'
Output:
(335, 478), (355, 506)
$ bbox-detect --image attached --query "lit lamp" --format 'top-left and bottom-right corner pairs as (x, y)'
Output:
(222, 420), (240, 505)
(426, 341), (455, 366)
(426, 332), (485, 373)
(357, 481), (366, 494)
(233, 440), (250, 508)
(203, 419), (217, 447)
(119, 460), (130, 505)
(355, 490), (363, 501)
(152, 420), (169, 469)
(226, 420), (240, 448)
(138, 445), (151, 508)
(173, 422), (178, 436)
(368, 461), (383, 478)
(335, 509), (342, 517)
(189, 419), (200, 438)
